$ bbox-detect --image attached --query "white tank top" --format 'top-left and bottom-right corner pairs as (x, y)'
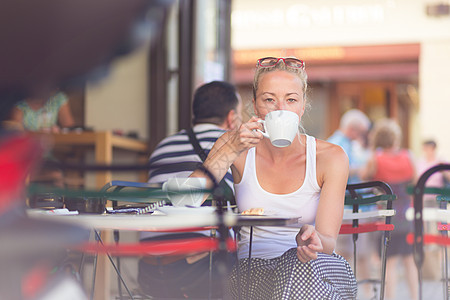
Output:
(235, 134), (321, 259)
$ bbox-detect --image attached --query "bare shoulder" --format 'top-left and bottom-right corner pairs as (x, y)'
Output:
(316, 139), (348, 161)
(315, 139), (349, 185)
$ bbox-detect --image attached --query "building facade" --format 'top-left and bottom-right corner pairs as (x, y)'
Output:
(231, 0), (450, 157)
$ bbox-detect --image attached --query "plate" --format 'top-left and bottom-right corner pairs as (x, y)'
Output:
(156, 206), (216, 215)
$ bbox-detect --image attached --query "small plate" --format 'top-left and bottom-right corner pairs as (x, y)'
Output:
(156, 206), (216, 215)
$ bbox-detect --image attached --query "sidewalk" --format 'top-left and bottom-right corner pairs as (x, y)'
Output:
(358, 279), (445, 300)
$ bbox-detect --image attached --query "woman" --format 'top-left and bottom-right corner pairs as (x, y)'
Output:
(361, 119), (418, 300)
(10, 91), (75, 132)
(191, 57), (356, 299)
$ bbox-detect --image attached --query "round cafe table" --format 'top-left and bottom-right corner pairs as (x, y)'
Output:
(26, 208), (300, 231)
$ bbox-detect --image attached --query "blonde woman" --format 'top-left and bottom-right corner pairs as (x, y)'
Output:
(362, 118), (418, 300)
(191, 57), (356, 299)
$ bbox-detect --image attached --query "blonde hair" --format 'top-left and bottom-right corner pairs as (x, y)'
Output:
(252, 58), (309, 136)
(252, 58), (308, 101)
(370, 118), (402, 149)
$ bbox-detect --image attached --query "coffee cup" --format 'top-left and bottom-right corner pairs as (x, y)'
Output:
(256, 110), (299, 147)
(162, 177), (207, 207)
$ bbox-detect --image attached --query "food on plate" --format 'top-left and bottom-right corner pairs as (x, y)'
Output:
(241, 207), (264, 215)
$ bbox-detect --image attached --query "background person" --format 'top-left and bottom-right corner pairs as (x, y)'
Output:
(327, 109), (377, 297)
(361, 118), (418, 300)
(10, 91), (75, 132)
(138, 80), (242, 299)
(8, 91), (75, 195)
(416, 139), (450, 281)
(191, 57), (357, 299)
(416, 139), (450, 206)
(327, 108), (371, 183)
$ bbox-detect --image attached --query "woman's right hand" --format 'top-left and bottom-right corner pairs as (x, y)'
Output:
(229, 116), (264, 154)
(191, 117), (264, 193)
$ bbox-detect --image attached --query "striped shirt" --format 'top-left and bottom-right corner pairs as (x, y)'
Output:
(147, 123), (233, 189)
(141, 124), (234, 240)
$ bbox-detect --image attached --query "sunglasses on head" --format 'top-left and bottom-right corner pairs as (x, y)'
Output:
(256, 57), (305, 69)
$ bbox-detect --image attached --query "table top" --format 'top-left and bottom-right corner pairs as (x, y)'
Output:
(26, 209), (300, 232)
(29, 130), (148, 153)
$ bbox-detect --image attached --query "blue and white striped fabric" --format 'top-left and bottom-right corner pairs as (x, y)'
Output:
(147, 123), (234, 190)
(141, 124), (234, 240)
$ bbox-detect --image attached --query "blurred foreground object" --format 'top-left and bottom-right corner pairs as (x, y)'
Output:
(0, 134), (89, 299)
(0, 0), (173, 122)
(0, 1), (173, 298)
(0, 135), (44, 213)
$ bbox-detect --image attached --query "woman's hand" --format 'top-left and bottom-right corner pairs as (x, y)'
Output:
(229, 116), (264, 154)
(295, 224), (323, 263)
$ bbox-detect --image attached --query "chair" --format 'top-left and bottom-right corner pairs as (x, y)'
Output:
(409, 163), (450, 300)
(339, 181), (396, 300)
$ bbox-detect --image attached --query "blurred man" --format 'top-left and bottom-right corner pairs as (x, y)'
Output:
(327, 109), (371, 183)
(138, 80), (242, 299)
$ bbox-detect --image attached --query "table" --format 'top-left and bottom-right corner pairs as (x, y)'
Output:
(27, 209), (299, 299)
(30, 130), (149, 188)
(27, 210), (300, 231)
(29, 131), (148, 300)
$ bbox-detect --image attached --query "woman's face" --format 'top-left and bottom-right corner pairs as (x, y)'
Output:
(253, 70), (305, 120)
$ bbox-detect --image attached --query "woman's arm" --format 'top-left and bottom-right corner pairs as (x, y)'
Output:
(296, 142), (349, 260)
(191, 116), (263, 189)
(9, 106), (24, 124)
(58, 101), (75, 128)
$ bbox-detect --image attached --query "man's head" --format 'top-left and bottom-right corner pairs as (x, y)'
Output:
(192, 81), (242, 130)
(339, 109), (371, 141)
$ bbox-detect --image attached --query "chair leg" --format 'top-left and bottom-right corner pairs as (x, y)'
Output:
(379, 231), (390, 300)
(90, 245), (98, 300)
(93, 230), (134, 300)
(353, 233), (358, 278)
(208, 228), (217, 300)
(234, 230), (241, 300)
(442, 237), (449, 300)
(246, 226), (253, 299)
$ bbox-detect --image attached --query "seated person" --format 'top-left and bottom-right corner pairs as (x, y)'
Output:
(9, 90), (75, 201)
(9, 90), (75, 132)
(138, 81), (242, 299)
(190, 57), (357, 299)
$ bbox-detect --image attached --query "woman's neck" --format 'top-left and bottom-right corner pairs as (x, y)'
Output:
(259, 133), (305, 161)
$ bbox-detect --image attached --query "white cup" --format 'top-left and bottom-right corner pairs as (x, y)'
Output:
(162, 177), (207, 207)
(257, 110), (299, 147)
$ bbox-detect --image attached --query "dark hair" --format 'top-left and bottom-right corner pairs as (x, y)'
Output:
(192, 81), (239, 125)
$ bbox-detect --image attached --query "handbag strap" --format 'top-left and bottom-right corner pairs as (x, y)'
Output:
(186, 128), (208, 161)
(186, 128), (235, 205)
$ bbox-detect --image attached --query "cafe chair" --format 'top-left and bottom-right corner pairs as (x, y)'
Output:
(339, 181), (396, 300)
(407, 164), (450, 300)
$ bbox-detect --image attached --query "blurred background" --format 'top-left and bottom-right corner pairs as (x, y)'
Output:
(1, 0), (449, 299)
(57, 0), (449, 170)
